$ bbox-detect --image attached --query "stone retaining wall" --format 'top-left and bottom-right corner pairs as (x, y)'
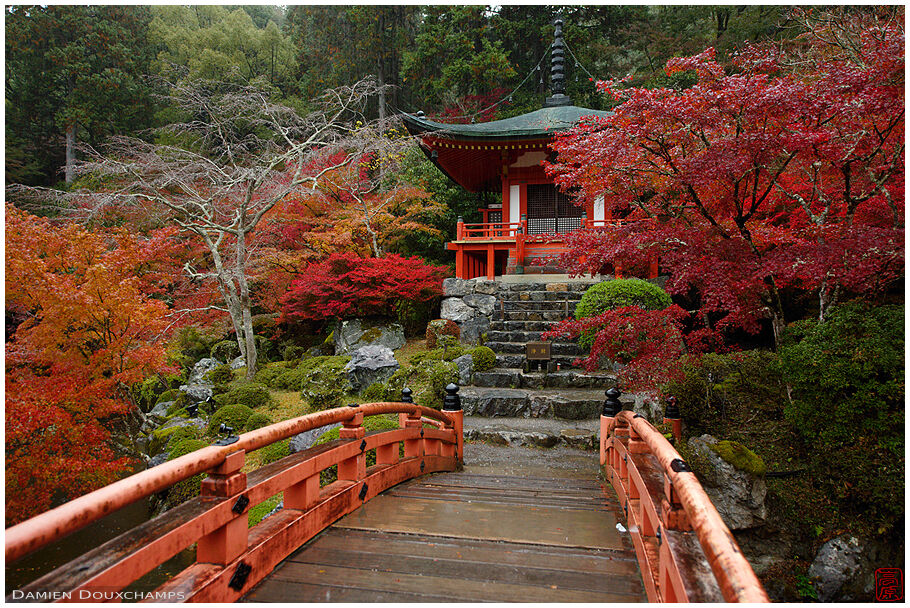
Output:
(440, 277), (498, 344)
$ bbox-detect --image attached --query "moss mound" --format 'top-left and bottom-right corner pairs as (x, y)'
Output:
(217, 383), (272, 409)
(242, 412), (272, 433)
(208, 404), (254, 434)
(575, 279), (672, 347)
(471, 346), (496, 372)
(205, 364), (234, 385)
(710, 440), (767, 476)
(257, 439), (291, 464)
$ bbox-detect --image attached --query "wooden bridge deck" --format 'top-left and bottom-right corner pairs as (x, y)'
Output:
(243, 451), (646, 602)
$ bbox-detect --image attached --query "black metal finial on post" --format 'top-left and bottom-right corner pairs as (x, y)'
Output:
(401, 387), (414, 404)
(602, 387), (622, 417)
(186, 402), (199, 417)
(443, 383), (462, 411)
(664, 396), (680, 419)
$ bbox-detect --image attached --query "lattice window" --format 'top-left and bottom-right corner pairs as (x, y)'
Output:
(526, 184), (582, 235)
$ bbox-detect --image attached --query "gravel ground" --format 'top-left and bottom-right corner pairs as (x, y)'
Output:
(461, 441), (603, 480)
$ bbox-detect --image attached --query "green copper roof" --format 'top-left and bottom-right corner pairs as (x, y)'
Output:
(402, 105), (612, 141)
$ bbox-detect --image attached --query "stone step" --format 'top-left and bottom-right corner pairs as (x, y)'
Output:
(495, 310), (572, 322)
(495, 353), (584, 369)
(490, 320), (559, 332)
(486, 341), (586, 356)
(459, 386), (634, 420)
(472, 368), (617, 390)
(488, 329), (565, 343)
(463, 416), (600, 451)
(500, 292), (583, 303)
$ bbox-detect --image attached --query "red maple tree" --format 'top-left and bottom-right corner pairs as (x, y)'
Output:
(547, 10), (904, 346)
(280, 252), (449, 322)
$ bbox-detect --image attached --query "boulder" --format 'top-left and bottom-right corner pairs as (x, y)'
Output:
(463, 293), (497, 316)
(808, 536), (865, 602)
(453, 354), (474, 386)
(440, 298), (475, 323)
(442, 277), (470, 297)
(289, 423), (342, 454)
(148, 401), (171, 419)
(335, 319), (405, 355)
(230, 356), (246, 369)
(460, 388), (528, 417)
(345, 345), (400, 391)
(471, 279), (498, 295)
(459, 313), (491, 344)
(180, 384), (213, 404)
(631, 393), (663, 422)
(187, 358), (222, 385)
(687, 435), (767, 530)
(147, 453), (169, 468)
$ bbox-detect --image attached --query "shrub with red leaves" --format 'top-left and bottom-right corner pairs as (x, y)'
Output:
(281, 253), (449, 322)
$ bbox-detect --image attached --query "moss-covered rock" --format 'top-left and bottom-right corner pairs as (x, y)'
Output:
(208, 404), (255, 434)
(156, 389), (187, 407)
(205, 364), (234, 385)
(254, 362), (289, 388)
(248, 493), (282, 528)
(382, 360), (455, 409)
(361, 382), (387, 401)
(710, 440), (767, 476)
(162, 438), (209, 510)
(298, 356), (352, 410)
(211, 340), (241, 362)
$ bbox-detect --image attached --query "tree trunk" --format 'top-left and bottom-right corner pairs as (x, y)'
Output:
(376, 12), (387, 121)
(65, 122), (76, 184)
(236, 228), (258, 381)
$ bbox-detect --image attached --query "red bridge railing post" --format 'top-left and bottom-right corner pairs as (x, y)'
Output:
(338, 406), (366, 482)
(197, 448), (247, 565)
(442, 383), (464, 465)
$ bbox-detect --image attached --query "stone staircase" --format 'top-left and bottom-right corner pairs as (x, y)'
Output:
(463, 277), (629, 451)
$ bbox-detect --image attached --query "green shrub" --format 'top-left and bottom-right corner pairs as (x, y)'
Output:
(254, 335), (274, 363)
(281, 344), (307, 361)
(210, 340), (240, 363)
(575, 279), (672, 347)
(217, 383), (272, 409)
(426, 319), (460, 348)
(257, 439), (291, 464)
(710, 440), (766, 476)
(663, 351), (786, 437)
(205, 364), (235, 385)
(471, 346), (496, 372)
(779, 301), (904, 532)
(173, 326), (220, 362)
(361, 382), (387, 401)
(314, 415), (400, 485)
(397, 298), (435, 337)
(242, 412), (272, 433)
(207, 404), (254, 434)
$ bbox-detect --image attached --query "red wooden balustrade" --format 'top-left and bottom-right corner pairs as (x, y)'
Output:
(600, 409), (769, 603)
(6, 403), (463, 602)
(460, 221), (522, 240)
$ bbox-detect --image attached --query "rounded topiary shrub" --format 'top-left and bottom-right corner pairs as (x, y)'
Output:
(471, 346), (496, 372)
(205, 364), (234, 385)
(426, 319), (460, 348)
(218, 383), (272, 409)
(254, 362), (288, 388)
(242, 412), (272, 433)
(211, 340), (240, 363)
(575, 279), (673, 347)
(208, 404), (255, 434)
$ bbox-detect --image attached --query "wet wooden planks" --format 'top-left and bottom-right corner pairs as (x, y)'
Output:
(243, 470), (646, 602)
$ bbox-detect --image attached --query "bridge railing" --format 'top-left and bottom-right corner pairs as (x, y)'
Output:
(601, 407), (769, 603)
(6, 400), (463, 602)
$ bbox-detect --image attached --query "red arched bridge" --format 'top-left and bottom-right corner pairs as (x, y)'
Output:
(6, 393), (768, 602)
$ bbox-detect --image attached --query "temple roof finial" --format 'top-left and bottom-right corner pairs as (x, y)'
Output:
(544, 17), (572, 108)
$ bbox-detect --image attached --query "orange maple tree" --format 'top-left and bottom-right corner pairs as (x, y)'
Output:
(5, 205), (177, 524)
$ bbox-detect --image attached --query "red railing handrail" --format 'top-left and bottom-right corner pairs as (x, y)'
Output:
(5, 403), (453, 563)
(602, 410), (768, 602)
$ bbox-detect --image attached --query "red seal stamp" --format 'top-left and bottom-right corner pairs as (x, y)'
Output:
(875, 568), (903, 602)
